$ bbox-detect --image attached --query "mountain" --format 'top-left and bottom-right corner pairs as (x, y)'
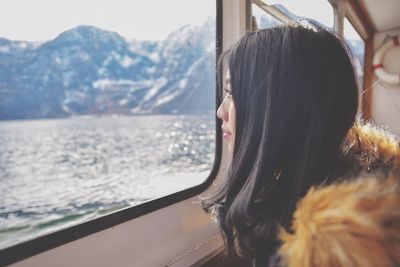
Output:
(0, 20), (215, 120)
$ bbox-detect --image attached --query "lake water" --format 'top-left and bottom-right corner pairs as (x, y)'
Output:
(0, 115), (215, 249)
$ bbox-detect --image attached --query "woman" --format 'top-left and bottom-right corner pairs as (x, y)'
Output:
(205, 21), (400, 267)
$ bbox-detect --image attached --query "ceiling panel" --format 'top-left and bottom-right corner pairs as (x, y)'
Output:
(363, 0), (400, 32)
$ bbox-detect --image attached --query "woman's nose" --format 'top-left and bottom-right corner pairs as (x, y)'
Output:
(217, 102), (226, 121)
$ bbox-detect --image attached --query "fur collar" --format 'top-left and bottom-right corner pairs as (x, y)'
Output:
(278, 122), (400, 267)
(342, 122), (400, 173)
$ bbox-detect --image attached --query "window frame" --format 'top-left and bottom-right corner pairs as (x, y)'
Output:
(0, 1), (223, 265)
(343, 16), (366, 111)
(332, 0), (371, 118)
(252, 0), (335, 28)
(342, 0), (377, 120)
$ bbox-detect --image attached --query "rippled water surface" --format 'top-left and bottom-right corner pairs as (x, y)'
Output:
(0, 115), (215, 248)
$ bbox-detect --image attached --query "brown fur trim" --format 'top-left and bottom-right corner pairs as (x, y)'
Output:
(278, 175), (400, 267)
(342, 121), (400, 172)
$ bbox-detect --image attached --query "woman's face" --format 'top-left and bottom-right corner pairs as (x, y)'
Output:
(217, 70), (236, 152)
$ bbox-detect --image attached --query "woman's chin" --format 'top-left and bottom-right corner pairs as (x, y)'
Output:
(227, 142), (234, 153)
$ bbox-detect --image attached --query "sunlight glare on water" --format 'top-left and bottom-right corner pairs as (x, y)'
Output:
(0, 115), (215, 248)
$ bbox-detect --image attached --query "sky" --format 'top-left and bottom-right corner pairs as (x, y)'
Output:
(0, 0), (215, 41)
(0, 0), (360, 42)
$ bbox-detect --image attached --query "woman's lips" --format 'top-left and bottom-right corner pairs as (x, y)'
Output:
(222, 126), (232, 139)
(223, 131), (232, 139)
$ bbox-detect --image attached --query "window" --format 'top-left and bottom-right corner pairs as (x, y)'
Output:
(252, 3), (283, 30)
(344, 17), (365, 113)
(266, 0), (334, 28)
(0, 0), (216, 249)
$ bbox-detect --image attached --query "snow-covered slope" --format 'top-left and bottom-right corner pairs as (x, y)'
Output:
(0, 19), (215, 120)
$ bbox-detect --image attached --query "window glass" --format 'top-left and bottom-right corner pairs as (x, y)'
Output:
(344, 17), (365, 113)
(0, 0), (216, 249)
(266, 0), (334, 28)
(252, 3), (283, 30)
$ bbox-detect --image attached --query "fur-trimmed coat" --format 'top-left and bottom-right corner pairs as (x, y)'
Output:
(264, 122), (400, 267)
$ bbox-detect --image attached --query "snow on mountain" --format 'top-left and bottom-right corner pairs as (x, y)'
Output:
(0, 21), (215, 120)
(0, 46), (10, 53)
(143, 77), (168, 102)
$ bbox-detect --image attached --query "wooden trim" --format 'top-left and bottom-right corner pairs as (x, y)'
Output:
(380, 25), (400, 33)
(200, 250), (251, 267)
(245, 0), (252, 32)
(361, 37), (374, 120)
(347, 0), (376, 37)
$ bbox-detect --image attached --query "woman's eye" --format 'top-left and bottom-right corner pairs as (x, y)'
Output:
(224, 89), (232, 98)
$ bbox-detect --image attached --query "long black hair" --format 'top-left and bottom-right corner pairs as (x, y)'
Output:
(205, 22), (358, 261)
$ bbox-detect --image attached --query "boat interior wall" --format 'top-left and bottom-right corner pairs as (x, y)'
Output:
(214, 0), (246, 191)
(363, 0), (400, 32)
(222, 0), (249, 50)
(9, 195), (223, 267)
(371, 28), (400, 135)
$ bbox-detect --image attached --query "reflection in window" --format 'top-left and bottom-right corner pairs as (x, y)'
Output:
(344, 18), (365, 113)
(266, 0), (334, 28)
(252, 3), (283, 30)
(0, 0), (215, 249)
